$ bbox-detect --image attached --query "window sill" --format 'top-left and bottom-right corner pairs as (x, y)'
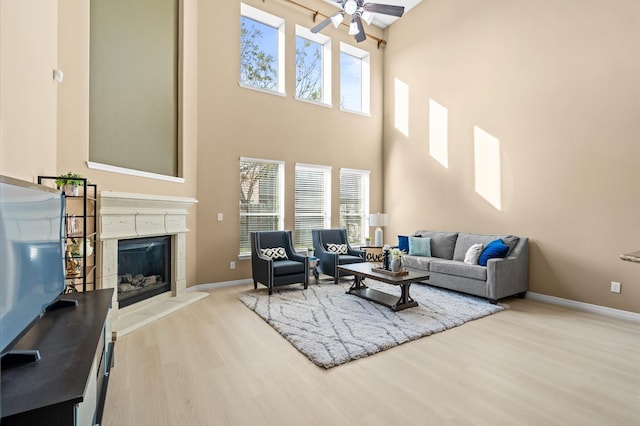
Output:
(294, 96), (332, 108)
(87, 161), (184, 183)
(339, 107), (371, 117)
(239, 82), (286, 97)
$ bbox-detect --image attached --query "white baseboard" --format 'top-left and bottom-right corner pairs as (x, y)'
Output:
(187, 279), (253, 292)
(526, 292), (640, 323)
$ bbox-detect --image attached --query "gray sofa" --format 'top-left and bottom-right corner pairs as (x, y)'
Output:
(401, 231), (529, 303)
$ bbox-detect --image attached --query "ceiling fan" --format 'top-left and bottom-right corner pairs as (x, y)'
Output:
(311, 0), (405, 43)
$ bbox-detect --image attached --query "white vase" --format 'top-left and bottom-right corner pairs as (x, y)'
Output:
(63, 183), (79, 196)
(390, 258), (401, 272)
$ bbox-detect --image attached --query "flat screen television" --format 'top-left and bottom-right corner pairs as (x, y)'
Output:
(0, 175), (66, 357)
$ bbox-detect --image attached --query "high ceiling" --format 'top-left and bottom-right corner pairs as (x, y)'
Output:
(323, 0), (422, 29)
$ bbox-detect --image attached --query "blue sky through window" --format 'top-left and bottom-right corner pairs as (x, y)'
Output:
(340, 52), (362, 112)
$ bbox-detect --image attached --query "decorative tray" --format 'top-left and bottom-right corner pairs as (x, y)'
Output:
(371, 267), (409, 276)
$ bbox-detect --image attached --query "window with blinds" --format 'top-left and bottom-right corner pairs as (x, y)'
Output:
(339, 168), (370, 245)
(294, 164), (331, 249)
(239, 158), (284, 255)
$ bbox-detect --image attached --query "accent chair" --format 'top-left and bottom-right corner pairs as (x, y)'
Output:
(311, 228), (365, 284)
(250, 230), (309, 295)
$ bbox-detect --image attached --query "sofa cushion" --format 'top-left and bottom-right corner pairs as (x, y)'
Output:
(478, 240), (510, 266)
(413, 231), (458, 259)
(453, 233), (499, 261)
(338, 254), (363, 265)
(402, 255), (434, 271)
(397, 235), (409, 253)
(464, 243), (484, 265)
(501, 235), (520, 256)
(453, 233), (520, 261)
(409, 236), (431, 256)
(430, 260), (487, 281)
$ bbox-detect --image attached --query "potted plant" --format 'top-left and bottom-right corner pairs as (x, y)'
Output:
(55, 172), (84, 196)
(390, 248), (404, 272)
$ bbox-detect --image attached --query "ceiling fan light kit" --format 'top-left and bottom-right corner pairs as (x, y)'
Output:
(331, 12), (344, 28)
(361, 11), (374, 25)
(310, 0), (405, 43)
(348, 19), (360, 35)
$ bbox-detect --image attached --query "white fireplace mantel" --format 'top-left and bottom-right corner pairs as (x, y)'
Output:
(99, 190), (197, 240)
(99, 191), (201, 336)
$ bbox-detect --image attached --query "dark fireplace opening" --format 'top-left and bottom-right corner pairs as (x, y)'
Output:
(118, 236), (171, 309)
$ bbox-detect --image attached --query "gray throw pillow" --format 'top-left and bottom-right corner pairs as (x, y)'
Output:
(413, 231), (458, 259)
(501, 235), (520, 256)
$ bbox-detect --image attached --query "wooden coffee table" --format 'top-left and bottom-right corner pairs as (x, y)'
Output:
(338, 263), (429, 311)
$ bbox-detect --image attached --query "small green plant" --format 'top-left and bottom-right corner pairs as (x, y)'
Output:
(55, 172), (83, 188)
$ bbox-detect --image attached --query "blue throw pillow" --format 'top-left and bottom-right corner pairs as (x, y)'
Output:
(478, 239), (509, 266)
(409, 236), (431, 257)
(398, 235), (409, 253)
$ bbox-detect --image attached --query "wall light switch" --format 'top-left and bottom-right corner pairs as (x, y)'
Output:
(217, 213), (223, 222)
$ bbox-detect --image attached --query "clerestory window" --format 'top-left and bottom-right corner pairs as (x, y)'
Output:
(240, 3), (285, 95)
(339, 42), (370, 115)
(295, 25), (332, 106)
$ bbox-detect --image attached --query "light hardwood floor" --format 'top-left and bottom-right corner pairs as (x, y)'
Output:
(102, 282), (640, 426)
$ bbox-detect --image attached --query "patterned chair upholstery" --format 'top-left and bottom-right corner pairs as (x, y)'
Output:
(251, 231), (308, 295)
(312, 229), (365, 284)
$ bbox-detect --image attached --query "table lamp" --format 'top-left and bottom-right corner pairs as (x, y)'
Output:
(369, 213), (389, 246)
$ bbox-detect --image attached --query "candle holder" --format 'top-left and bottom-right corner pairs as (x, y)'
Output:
(382, 249), (390, 270)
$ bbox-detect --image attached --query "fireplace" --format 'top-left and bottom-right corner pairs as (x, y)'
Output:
(99, 190), (198, 320)
(118, 236), (171, 308)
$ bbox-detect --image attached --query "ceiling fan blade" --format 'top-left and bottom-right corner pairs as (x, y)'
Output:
(354, 15), (366, 43)
(364, 3), (405, 17)
(311, 16), (333, 33)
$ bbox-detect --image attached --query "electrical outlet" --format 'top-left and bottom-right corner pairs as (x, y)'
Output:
(611, 281), (621, 294)
(217, 213), (223, 221)
(230, 261), (236, 270)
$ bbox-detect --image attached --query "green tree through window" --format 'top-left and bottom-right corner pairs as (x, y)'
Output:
(295, 38), (322, 101)
(240, 17), (277, 90)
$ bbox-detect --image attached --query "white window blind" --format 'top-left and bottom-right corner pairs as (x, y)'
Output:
(295, 164), (331, 249)
(239, 158), (284, 255)
(339, 168), (370, 245)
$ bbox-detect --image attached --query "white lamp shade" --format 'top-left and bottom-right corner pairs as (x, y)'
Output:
(369, 213), (389, 227)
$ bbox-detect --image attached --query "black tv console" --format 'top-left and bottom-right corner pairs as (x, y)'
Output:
(1, 289), (114, 425)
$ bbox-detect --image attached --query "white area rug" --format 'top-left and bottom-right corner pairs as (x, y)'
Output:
(238, 281), (505, 368)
